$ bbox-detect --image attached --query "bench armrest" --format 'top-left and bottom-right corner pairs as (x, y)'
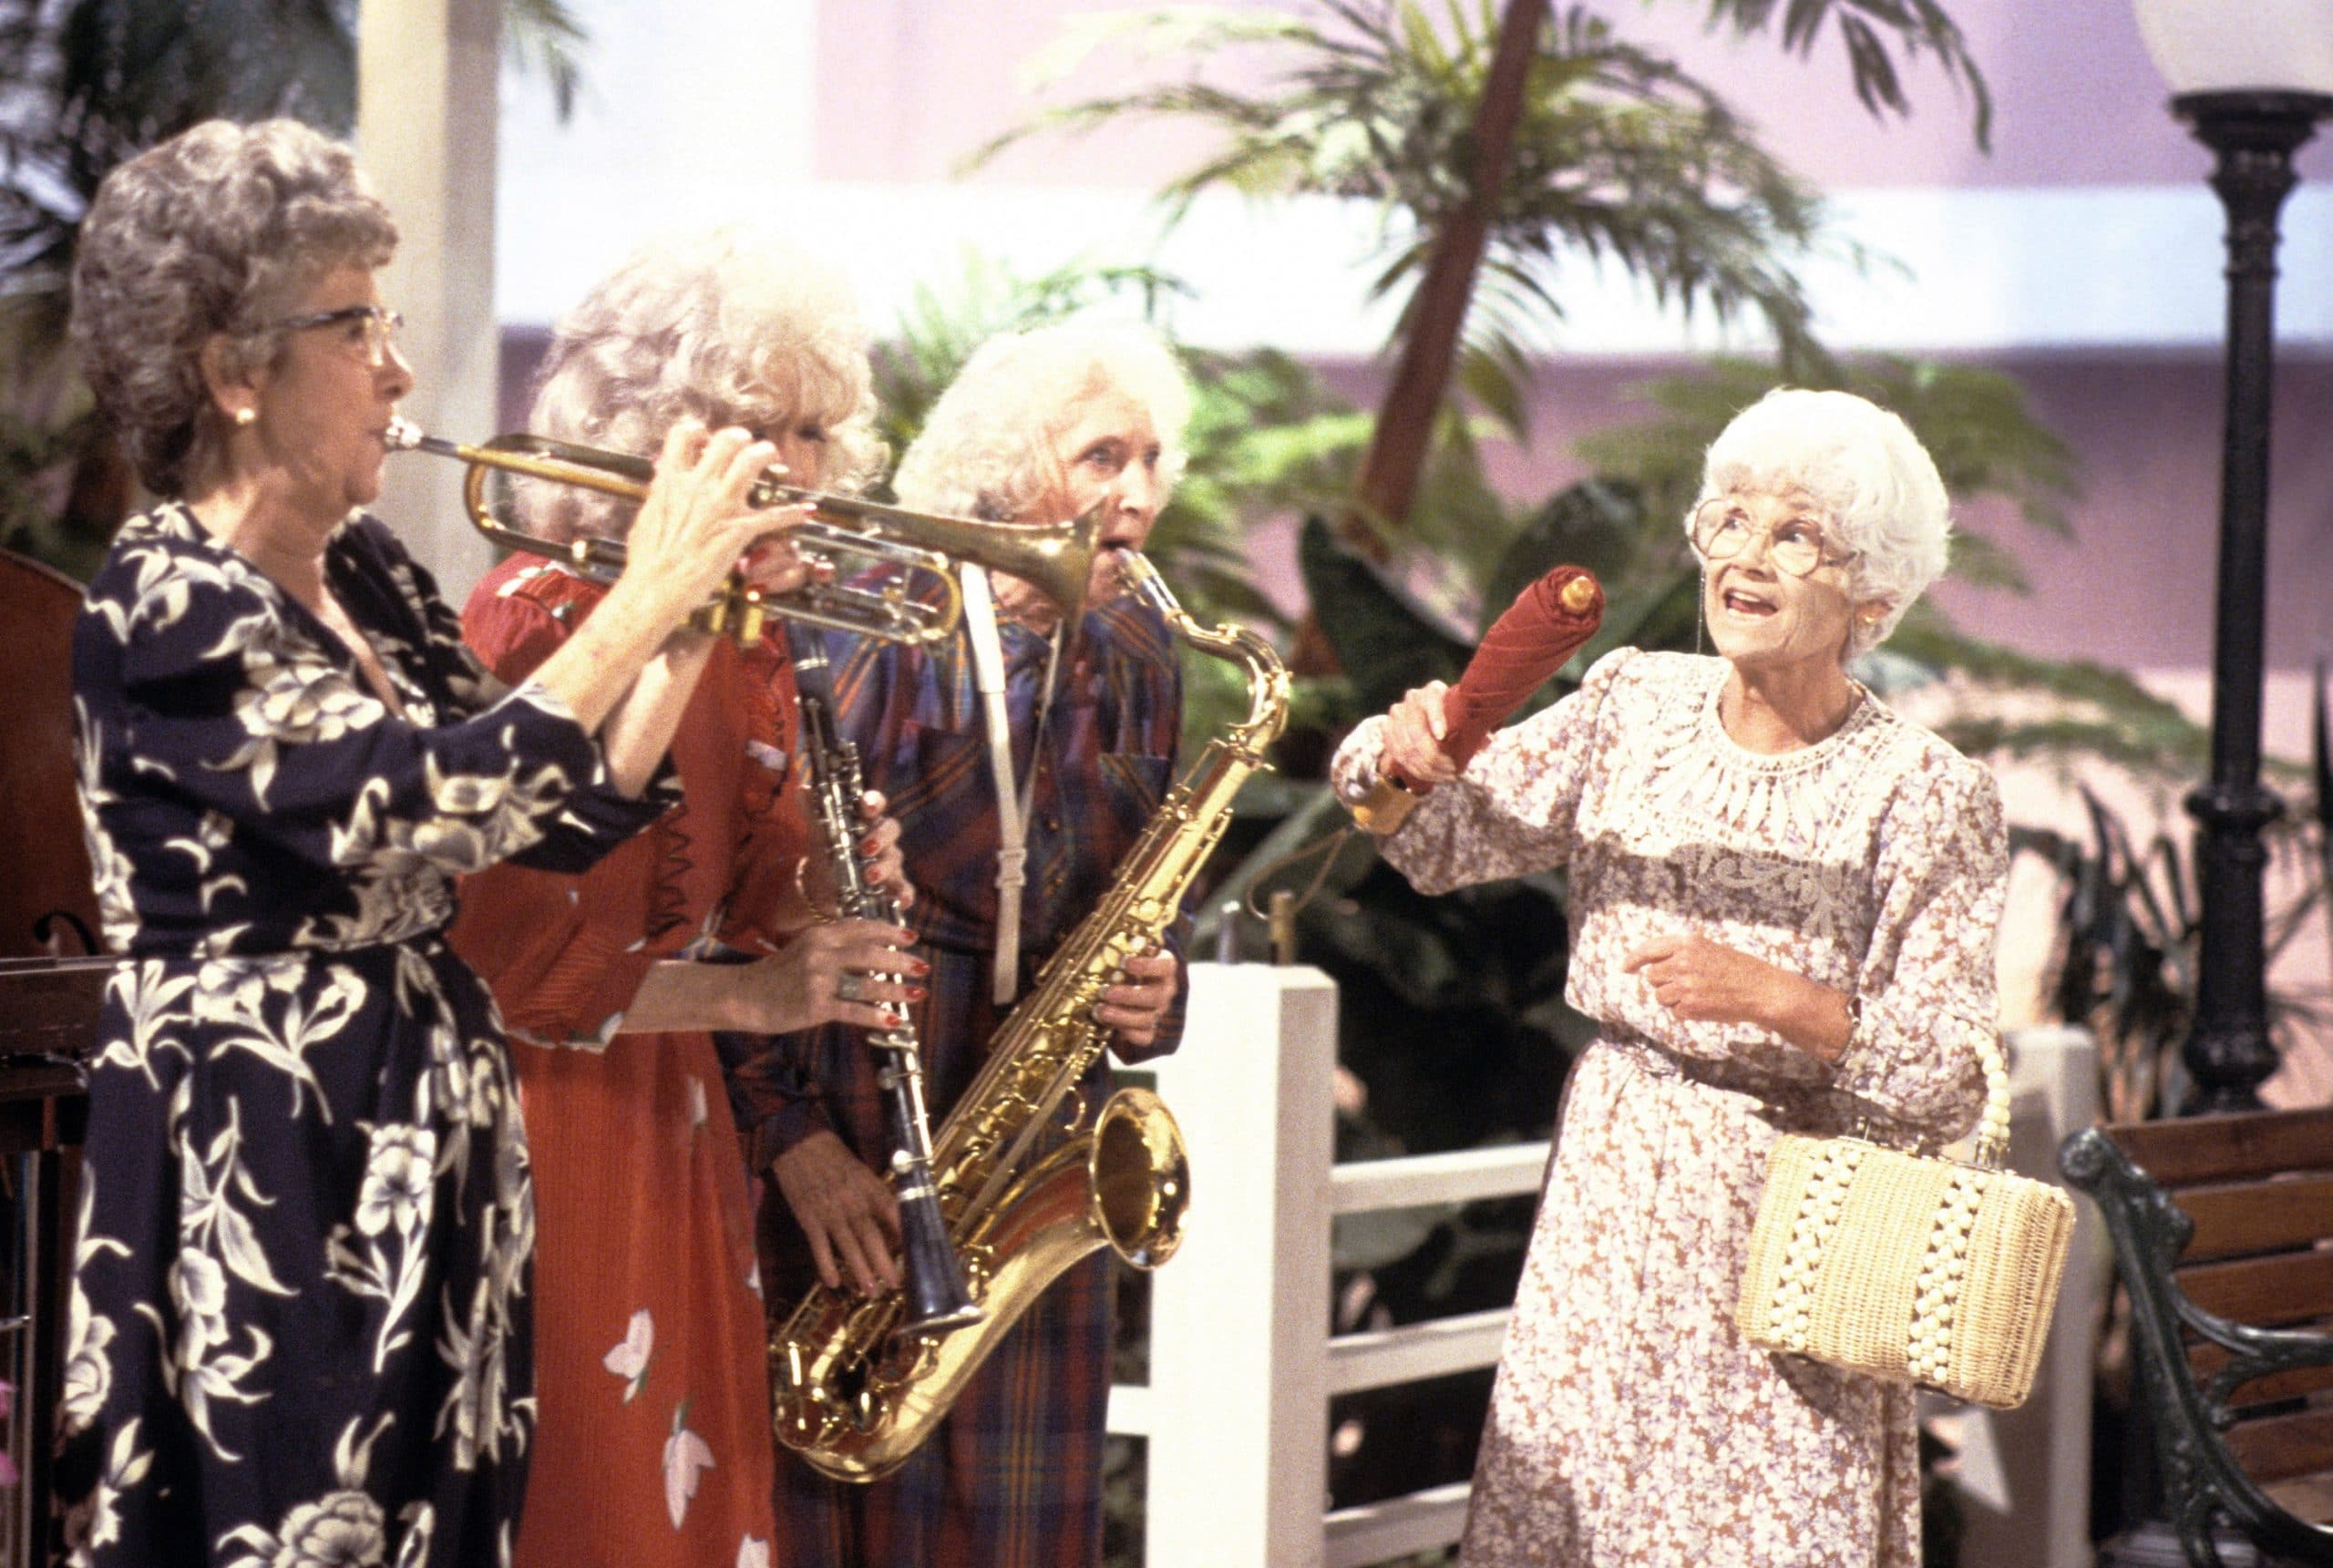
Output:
(2061, 1127), (2333, 1567)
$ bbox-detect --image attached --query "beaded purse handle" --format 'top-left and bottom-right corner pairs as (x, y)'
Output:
(1968, 1027), (2014, 1168)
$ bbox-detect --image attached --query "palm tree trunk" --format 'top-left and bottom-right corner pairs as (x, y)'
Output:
(1295, 0), (1549, 677)
(1350, 0), (1549, 546)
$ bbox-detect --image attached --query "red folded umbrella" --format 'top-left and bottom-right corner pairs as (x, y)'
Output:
(1352, 564), (1604, 830)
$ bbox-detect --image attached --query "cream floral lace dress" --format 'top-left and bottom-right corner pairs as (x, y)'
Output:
(1332, 649), (2007, 1567)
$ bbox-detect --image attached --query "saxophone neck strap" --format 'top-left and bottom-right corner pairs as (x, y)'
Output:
(961, 565), (1060, 1007)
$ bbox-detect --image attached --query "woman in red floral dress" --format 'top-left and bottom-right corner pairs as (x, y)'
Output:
(448, 230), (918, 1568)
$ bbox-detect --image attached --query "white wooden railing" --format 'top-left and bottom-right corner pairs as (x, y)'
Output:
(1107, 962), (1545, 1567)
(1105, 966), (2102, 1568)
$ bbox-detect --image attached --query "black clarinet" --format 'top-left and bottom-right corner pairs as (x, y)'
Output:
(784, 622), (983, 1335)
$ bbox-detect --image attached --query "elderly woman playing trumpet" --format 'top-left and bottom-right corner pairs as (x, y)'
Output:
(58, 120), (800, 1565)
(446, 229), (922, 1567)
(1334, 389), (2009, 1567)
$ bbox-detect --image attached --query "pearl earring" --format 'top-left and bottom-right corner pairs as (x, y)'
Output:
(233, 407), (256, 426)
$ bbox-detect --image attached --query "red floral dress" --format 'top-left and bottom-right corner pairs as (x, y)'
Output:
(449, 557), (809, 1568)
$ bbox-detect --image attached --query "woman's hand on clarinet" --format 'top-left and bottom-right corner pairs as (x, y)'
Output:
(801, 791), (915, 916)
(1382, 681), (1459, 789)
(771, 1131), (902, 1295)
(619, 420), (812, 628)
(1095, 947), (1177, 1050)
(731, 919), (926, 1034)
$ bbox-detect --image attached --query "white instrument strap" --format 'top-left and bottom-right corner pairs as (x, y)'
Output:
(961, 566), (1059, 1007)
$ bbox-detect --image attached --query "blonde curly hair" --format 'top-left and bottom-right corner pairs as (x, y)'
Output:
(525, 228), (884, 542)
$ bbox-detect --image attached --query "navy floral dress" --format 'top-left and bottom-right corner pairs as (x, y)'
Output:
(57, 503), (676, 1567)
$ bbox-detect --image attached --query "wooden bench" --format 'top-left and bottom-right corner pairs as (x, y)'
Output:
(2061, 1109), (2333, 1565)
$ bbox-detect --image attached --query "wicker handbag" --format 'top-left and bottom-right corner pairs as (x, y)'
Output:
(1735, 1027), (2076, 1409)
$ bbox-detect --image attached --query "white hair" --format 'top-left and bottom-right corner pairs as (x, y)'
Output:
(524, 227), (882, 542)
(1687, 387), (1951, 658)
(890, 321), (1190, 521)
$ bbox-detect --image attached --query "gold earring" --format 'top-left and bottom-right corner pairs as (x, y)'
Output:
(233, 407), (256, 426)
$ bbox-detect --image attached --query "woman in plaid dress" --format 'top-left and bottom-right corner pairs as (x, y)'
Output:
(746, 323), (1194, 1567)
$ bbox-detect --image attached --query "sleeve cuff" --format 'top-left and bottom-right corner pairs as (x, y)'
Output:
(1829, 1002), (1987, 1146)
(752, 1100), (838, 1171)
(1331, 714), (1391, 805)
(461, 890), (660, 1046)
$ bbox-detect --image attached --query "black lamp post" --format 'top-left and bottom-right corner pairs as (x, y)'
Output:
(2133, 3), (2333, 1115)
(2174, 89), (2330, 1113)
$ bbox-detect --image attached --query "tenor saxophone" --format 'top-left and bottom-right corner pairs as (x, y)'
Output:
(769, 550), (1290, 1482)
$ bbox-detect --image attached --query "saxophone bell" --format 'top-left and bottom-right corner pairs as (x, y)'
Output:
(769, 551), (1286, 1483)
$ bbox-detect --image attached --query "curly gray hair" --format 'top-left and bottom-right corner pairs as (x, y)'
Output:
(890, 322), (1189, 522)
(1688, 387), (1952, 659)
(523, 229), (884, 543)
(69, 118), (397, 497)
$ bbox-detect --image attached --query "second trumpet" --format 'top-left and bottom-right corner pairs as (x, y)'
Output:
(385, 420), (1098, 645)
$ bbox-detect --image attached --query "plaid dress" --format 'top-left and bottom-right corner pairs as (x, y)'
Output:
(739, 589), (1187, 1568)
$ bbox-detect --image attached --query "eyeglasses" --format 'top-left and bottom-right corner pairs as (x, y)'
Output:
(267, 303), (405, 367)
(1691, 497), (1856, 578)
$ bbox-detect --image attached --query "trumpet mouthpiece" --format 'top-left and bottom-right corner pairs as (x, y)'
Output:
(382, 416), (463, 461)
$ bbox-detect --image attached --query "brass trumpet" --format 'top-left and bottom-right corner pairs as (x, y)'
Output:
(385, 418), (1098, 644)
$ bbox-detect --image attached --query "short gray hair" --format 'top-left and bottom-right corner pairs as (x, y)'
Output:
(524, 228), (883, 542)
(890, 322), (1189, 521)
(1689, 387), (1951, 657)
(70, 118), (397, 497)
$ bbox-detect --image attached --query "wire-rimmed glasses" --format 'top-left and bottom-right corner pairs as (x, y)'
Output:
(267, 303), (405, 367)
(1690, 497), (1857, 578)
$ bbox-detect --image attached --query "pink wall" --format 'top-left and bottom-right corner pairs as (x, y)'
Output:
(813, 0), (2333, 191)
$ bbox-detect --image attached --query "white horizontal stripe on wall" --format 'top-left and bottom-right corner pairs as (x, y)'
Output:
(493, 174), (2333, 356)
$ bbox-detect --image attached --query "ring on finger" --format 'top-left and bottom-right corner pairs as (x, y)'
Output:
(837, 972), (869, 1004)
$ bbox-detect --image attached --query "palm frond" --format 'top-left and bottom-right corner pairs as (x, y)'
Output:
(1698, 0), (1992, 149)
(969, 2), (1873, 379)
(502, 0), (589, 120)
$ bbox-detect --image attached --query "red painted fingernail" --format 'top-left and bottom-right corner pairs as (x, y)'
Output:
(860, 836), (881, 856)
(907, 985), (927, 1001)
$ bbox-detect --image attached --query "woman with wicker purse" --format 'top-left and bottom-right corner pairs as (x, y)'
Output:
(1333, 388), (2009, 1567)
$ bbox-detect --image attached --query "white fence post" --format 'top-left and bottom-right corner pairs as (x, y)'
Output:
(1125, 962), (1338, 1568)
